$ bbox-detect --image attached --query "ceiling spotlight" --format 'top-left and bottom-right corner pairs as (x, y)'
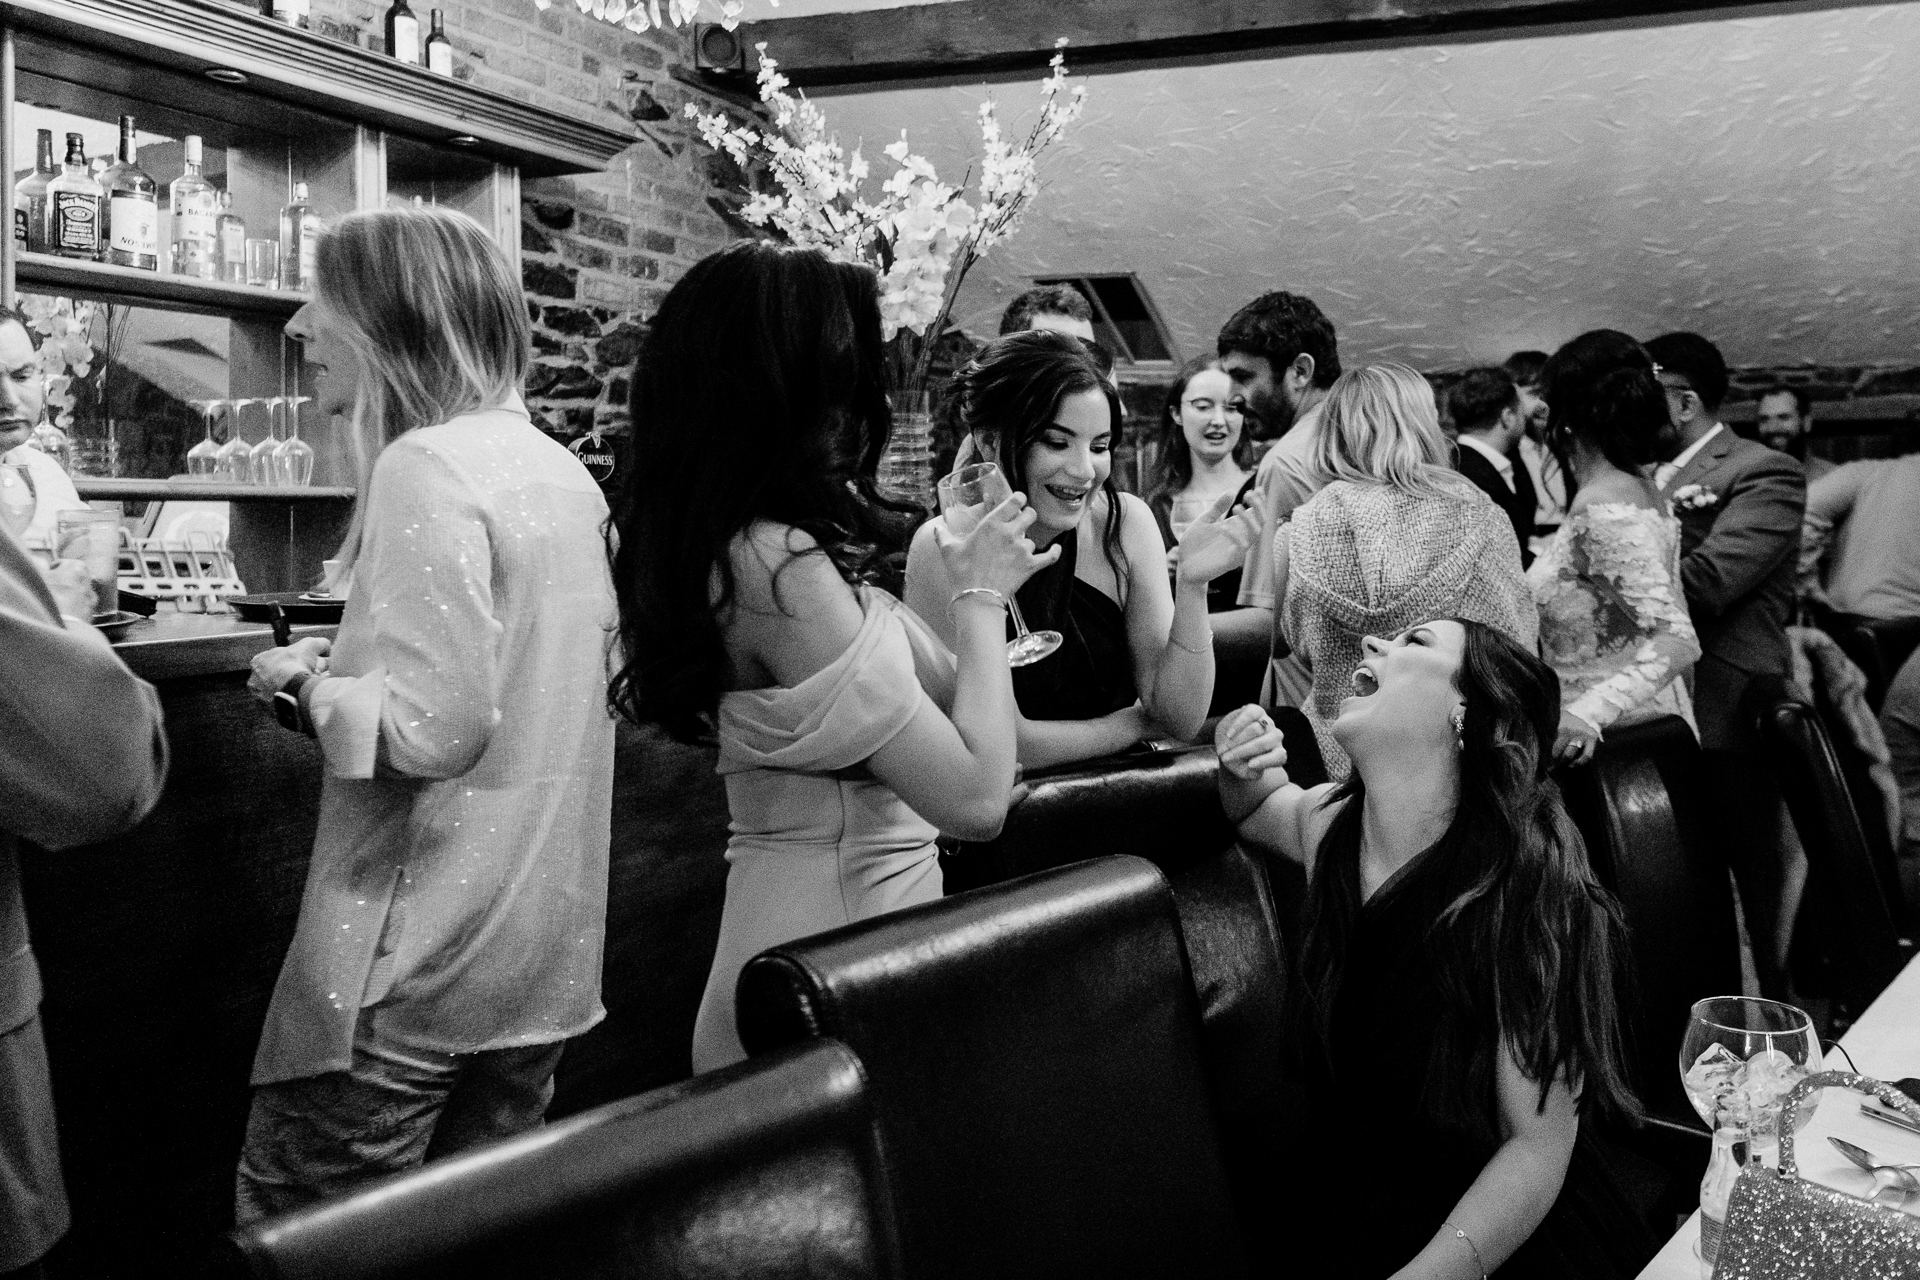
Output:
(205, 68), (249, 84)
(448, 134), (480, 147)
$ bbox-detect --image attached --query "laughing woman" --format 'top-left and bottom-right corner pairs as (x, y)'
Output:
(1215, 620), (1656, 1279)
(907, 330), (1257, 769)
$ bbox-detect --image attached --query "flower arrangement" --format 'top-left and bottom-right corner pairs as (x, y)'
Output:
(689, 40), (1086, 404)
(16, 292), (96, 433)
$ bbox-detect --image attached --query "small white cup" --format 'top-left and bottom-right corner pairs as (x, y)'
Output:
(320, 558), (349, 599)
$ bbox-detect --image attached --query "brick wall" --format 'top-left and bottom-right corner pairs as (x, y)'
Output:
(304, 0), (749, 439)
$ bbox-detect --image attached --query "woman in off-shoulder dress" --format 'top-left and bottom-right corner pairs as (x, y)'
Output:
(1528, 331), (1701, 767)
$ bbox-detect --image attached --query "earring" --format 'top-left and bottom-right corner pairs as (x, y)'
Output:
(1450, 706), (1466, 750)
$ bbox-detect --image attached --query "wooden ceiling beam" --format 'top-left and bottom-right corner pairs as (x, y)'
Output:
(732, 0), (1864, 88)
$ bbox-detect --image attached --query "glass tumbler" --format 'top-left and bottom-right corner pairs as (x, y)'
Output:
(245, 239), (280, 289)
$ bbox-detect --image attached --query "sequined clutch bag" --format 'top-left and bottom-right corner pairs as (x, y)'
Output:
(1713, 1071), (1920, 1280)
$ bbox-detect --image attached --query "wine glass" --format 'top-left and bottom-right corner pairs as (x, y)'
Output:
(186, 399), (223, 478)
(215, 397), (255, 483)
(936, 462), (1063, 667)
(272, 395), (315, 486)
(250, 396), (284, 485)
(1679, 996), (1822, 1146)
(0, 462), (36, 540)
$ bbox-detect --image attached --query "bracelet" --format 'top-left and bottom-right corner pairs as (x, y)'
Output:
(950, 588), (1009, 616)
(1442, 1221), (1487, 1279)
(1168, 633), (1211, 656)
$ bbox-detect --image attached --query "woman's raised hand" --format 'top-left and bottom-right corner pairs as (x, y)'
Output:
(1175, 504), (1260, 588)
(1214, 703), (1288, 783)
(932, 493), (1061, 603)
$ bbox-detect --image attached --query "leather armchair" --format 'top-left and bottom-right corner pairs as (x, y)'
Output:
(1749, 674), (1911, 1021)
(736, 857), (1252, 1280)
(214, 1041), (898, 1280)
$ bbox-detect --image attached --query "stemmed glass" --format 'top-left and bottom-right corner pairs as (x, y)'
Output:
(215, 397), (255, 483)
(272, 395), (315, 486)
(936, 461), (1062, 667)
(0, 462), (36, 539)
(249, 396), (284, 486)
(186, 399), (224, 478)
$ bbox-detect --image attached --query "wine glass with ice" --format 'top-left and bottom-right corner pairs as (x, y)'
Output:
(936, 462), (1062, 667)
(1679, 996), (1822, 1145)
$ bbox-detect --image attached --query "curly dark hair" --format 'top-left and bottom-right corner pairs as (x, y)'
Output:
(606, 241), (915, 744)
(1538, 330), (1668, 485)
(1216, 291), (1341, 389)
(999, 283), (1094, 336)
(1298, 619), (1641, 1139)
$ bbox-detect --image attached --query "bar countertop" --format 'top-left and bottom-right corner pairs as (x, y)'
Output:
(109, 611), (339, 681)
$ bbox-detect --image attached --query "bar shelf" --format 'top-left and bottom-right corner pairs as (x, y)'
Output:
(73, 479), (353, 501)
(15, 251), (308, 318)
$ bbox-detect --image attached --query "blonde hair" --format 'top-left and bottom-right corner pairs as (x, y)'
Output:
(316, 205), (531, 566)
(1312, 362), (1471, 501)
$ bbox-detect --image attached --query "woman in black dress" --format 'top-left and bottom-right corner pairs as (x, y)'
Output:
(907, 330), (1256, 768)
(1216, 618), (1656, 1278)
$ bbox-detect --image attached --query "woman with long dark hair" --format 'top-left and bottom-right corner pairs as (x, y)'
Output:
(1529, 330), (1700, 766)
(1147, 356), (1255, 612)
(905, 330), (1255, 768)
(608, 242), (1054, 1070)
(1216, 619), (1655, 1278)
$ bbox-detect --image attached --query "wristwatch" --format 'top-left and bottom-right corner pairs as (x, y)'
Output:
(272, 671), (314, 736)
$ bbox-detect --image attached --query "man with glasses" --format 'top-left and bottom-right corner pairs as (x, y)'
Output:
(1645, 330), (1806, 998)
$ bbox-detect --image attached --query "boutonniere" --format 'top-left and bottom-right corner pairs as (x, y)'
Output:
(1670, 483), (1720, 512)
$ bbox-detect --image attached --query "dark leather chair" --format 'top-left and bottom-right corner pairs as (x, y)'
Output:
(1557, 716), (1742, 1132)
(1749, 674), (1911, 1020)
(1211, 621), (1270, 717)
(736, 857), (1252, 1280)
(942, 744), (1305, 1273)
(214, 1041), (898, 1280)
(1822, 613), (1920, 714)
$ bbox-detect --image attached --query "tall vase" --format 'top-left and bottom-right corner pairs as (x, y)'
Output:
(878, 390), (935, 511)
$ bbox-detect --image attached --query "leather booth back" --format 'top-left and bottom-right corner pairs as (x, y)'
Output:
(216, 1041), (897, 1280)
(736, 857), (1251, 1280)
(1749, 675), (1909, 1016)
(940, 745), (1302, 1272)
(1824, 613), (1920, 714)
(1557, 716), (1742, 1127)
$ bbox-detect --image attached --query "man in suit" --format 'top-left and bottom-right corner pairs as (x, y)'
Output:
(1645, 331), (1807, 997)
(1447, 366), (1537, 567)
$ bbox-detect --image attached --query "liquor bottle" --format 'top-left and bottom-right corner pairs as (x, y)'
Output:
(278, 182), (320, 291)
(13, 129), (55, 254)
(216, 191), (248, 284)
(100, 115), (159, 270)
(169, 135), (220, 278)
(266, 0), (310, 29)
(385, 0), (421, 64)
(45, 133), (103, 260)
(425, 9), (453, 76)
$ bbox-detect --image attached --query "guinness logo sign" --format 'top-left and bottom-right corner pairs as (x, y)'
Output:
(569, 430), (616, 483)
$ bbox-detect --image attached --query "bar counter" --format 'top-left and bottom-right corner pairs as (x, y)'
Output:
(27, 611), (737, 1276)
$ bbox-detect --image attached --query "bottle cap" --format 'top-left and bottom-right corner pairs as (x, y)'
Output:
(220, 189), (233, 207)
(119, 114), (135, 132)
(185, 135), (203, 165)
(293, 181), (310, 200)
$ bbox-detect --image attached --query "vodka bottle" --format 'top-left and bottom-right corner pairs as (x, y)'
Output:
(13, 129), (55, 254)
(278, 182), (320, 291)
(425, 9), (453, 75)
(45, 133), (103, 260)
(170, 135), (220, 278)
(100, 115), (159, 270)
(216, 191), (248, 284)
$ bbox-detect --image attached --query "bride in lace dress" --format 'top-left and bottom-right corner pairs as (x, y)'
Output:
(1527, 331), (1701, 766)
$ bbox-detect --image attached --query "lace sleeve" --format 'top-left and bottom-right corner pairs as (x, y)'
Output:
(1561, 507), (1703, 734)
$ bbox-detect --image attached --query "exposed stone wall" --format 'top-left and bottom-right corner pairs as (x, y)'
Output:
(302, 0), (749, 439)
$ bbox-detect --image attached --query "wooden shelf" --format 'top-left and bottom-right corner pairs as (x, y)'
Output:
(74, 479), (354, 500)
(15, 252), (307, 318)
(4, 0), (635, 178)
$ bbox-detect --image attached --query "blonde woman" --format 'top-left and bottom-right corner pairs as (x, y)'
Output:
(1274, 363), (1536, 779)
(238, 207), (616, 1218)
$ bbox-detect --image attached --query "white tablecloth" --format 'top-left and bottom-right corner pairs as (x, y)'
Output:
(1638, 956), (1920, 1278)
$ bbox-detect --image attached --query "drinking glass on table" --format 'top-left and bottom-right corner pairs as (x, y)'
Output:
(1680, 996), (1821, 1273)
(0, 462), (35, 540)
(936, 462), (1062, 667)
(186, 399), (224, 478)
(54, 509), (121, 617)
(215, 397), (255, 483)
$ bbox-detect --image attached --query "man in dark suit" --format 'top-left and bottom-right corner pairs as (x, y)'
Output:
(1447, 366), (1537, 568)
(1646, 331), (1807, 996)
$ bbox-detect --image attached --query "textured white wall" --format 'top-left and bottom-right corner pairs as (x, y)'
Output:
(810, 3), (1920, 367)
